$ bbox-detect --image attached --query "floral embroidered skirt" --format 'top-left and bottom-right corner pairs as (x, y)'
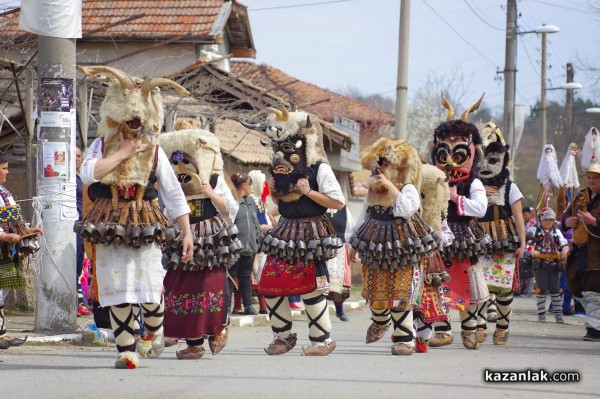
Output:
(480, 252), (518, 294)
(163, 267), (227, 338)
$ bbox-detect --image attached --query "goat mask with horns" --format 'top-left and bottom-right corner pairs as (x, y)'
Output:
(431, 92), (485, 186)
(240, 108), (329, 198)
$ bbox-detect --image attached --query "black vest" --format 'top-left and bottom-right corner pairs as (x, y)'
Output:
(327, 206), (348, 243)
(88, 143), (159, 201)
(278, 162), (327, 218)
(188, 174), (219, 224)
(480, 180), (513, 222)
(447, 179), (474, 223)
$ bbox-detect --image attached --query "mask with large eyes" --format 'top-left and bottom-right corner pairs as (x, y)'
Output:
(271, 136), (307, 175)
(169, 149), (203, 196)
(479, 151), (504, 179)
(433, 137), (475, 183)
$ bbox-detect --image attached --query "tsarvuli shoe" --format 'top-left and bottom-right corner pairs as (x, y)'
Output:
(208, 327), (228, 355)
(493, 329), (509, 345)
(429, 332), (454, 347)
(302, 340), (336, 356)
(114, 351), (139, 369)
(390, 342), (414, 356)
(460, 331), (480, 350)
(164, 337), (179, 348)
(264, 333), (297, 355)
(475, 327), (488, 343)
(176, 345), (205, 360)
(136, 333), (165, 359)
(365, 322), (390, 344)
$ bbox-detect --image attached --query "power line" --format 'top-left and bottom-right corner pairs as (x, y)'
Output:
(422, 0), (500, 69)
(249, 0), (357, 12)
(529, 0), (590, 14)
(463, 0), (504, 31)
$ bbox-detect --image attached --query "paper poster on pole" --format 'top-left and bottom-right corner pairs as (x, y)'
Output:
(42, 141), (68, 179)
(40, 78), (74, 115)
(61, 183), (79, 220)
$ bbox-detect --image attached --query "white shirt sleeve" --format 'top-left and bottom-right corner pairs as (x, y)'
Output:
(456, 178), (488, 217)
(317, 163), (345, 205)
(351, 196), (369, 235)
(155, 147), (191, 221)
(555, 229), (569, 250)
(392, 184), (420, 218)
(79, 137), (103, 185)
(508, 181), (524, 205)
(343, 206), (355, 242)
(213, 175), (239, 224)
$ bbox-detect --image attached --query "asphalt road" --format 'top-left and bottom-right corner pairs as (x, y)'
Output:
(0, 296), (598, 399)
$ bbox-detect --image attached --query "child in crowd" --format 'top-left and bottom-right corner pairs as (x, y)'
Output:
(525, 207), (569, 323)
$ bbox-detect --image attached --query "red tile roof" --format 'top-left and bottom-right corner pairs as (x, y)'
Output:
(230, 61), (395, 126)
(1, 1), (252, 46)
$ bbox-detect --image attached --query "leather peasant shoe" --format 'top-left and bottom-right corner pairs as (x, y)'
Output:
(475, 327), (488, 344)
(429, 332), (454, 347)
(391, 342), (414, 356)
(365, 322), (390, 344)
(176, 345), (205, 360)
(114, 351), (139, 369)
(493, 329), (509, 346)
(302, 340), (336, 356)
(164, 337), (179, 348)
(461, 331), (481, 350)
(0, 338), (10, 350)
(264, 333), (297, 356)
(208, 327), (228, 355)
(8, 336), (28, 347)
(136, 334), (165, 359)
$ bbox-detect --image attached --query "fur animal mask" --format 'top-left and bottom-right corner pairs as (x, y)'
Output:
(78, 66), (188, 189)
(158, 128), (224, 200)
(360, 138), (422, 207)
(419, 164), (449, 231)
(240, 108), (329, 200)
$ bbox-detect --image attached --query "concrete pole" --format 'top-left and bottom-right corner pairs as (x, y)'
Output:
(393, 0), (410, 140)
(34, 36), (77, 332)
(540, 32), (548, 145)
(504, 0), (517, 174)
(565, 63), (574, 143)
(24, 68), (35, 222)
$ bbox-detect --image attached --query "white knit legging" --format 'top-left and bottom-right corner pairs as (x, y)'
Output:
(110, 302), (164, 352)
(265, 290), (332, 344)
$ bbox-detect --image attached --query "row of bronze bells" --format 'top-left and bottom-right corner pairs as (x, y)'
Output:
(424, 271), (451, 286)
(1, 221), (42, 258)
(349, 219), (441, 270)
(162, 217), (243, 271)
(74, 220), (180, 248)
(488, 235), (521, 254)
(259, 233), (343, 263)
(441, 222), (492, 261)
(0, 233), (41, 259)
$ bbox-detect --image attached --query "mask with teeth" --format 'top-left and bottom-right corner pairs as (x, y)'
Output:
(431, 93), (484, 188)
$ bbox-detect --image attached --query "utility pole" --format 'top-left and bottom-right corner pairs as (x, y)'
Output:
(34, 35), (78, 332)
(394, 0), (410, 140)
(565, 63), (574, 144)
(504, 0), (517, 174)
(540, 30), (548, 145)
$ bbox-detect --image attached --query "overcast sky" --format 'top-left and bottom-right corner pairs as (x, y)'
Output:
(2, 0), (598, 116)
(242, 0), (600, 115)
